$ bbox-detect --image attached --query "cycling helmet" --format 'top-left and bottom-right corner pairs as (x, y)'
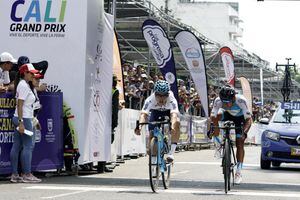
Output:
(154, 80), (170, 94)
(219, 85), (235, 102)
(18, 56), (30, 66)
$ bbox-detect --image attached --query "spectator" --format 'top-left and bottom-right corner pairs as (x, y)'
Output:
(98, 75), (120, 173)
(10, 56), (30, 85)
(31, 73), (43, 151)
(252, 97), (260, 122)
(12, 56), (48, 79)
(10, 56), (48, 91)
(10, 63), (41, 183)
(0, 52), (17, 92)
(111, 75), (120, 143)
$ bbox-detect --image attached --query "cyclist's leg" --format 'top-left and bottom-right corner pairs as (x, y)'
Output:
(233, 116), (246, 184)
(170, 111), (180, 146)
(233, 116), (246, 165)
(148, 111), (159, 157)
(210, 111), (226, 158)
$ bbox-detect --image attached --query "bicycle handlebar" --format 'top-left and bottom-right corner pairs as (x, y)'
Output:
(210, 121), (243, 130)
(136, 120), (170, 130)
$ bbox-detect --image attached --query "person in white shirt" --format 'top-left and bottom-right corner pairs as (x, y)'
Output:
(0, 52), (17, 92)
(135, 80), (180, 163)
(10, 63), (42, 183)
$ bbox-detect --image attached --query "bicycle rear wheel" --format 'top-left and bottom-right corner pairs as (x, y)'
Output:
(223, 139), (231, 193)
(162, 142), (171, 189)
(149, 137), (159, 192)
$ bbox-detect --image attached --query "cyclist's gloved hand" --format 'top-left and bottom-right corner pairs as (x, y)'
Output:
(135, 120), (141, 135)
(134, 127), (141, 135)
(207, 130), (212, 139)
(207, 122), (214, 139)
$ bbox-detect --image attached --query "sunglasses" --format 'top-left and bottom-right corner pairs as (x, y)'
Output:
(155, 92), (169, 97)
(222, 100), (233, 105)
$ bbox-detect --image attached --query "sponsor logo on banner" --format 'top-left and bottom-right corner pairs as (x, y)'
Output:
(46, 118), (55, 143)
(93, 152), (100, 157)
(93, 90), (100, 112)
(220, 46), (235, 87)
(281, 102), (300, 110)
(192, 60), (199, 67)
(47, 118), (53, 133)
(222, 52), (235, 81)
(9, 0), (68, 38)
(143, 25), (172, 67)
(185, 48), (200, 58)
(165, 72), (175, 84)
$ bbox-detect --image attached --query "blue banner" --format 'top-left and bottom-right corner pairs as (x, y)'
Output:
(0, 92), (63, 174)
(142, 19), (179, 101)
(281, 102), (300, 110)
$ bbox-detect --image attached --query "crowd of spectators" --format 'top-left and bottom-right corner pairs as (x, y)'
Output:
(122, 62), (218, 116)
(252, 97), (277, 121)
(0, 52), (46, 183)
(122, 62), (278, 119)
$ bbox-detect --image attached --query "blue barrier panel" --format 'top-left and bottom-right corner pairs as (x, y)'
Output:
(0, 92), (63, 174)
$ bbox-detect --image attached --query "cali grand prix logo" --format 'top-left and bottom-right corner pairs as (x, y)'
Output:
(9, 0), (67, 38)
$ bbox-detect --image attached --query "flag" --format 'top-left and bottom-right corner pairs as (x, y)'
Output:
(175, 30), (209, 117)
(240, 76), (252, 112)
(220, 46), (235, 87)
(142, 19), (179, 100)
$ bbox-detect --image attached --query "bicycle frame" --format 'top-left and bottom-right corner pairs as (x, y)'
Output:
(136, 120), (171, 192)
(222, 122), (237, 170)
(216, 121), (239, 193)
(152, 126), (168, 173)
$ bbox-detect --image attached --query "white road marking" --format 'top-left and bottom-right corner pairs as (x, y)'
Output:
(41, 190), (90, 199)
(172, 170), (189, 176)
(27, 185), (300, 198)
(175, 161), (260, 167)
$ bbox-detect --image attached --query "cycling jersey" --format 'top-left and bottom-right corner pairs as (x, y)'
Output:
(141, 91), (179, 114)
(211, 94), (251, 119)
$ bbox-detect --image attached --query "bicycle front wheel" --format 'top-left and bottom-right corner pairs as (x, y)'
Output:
(149, 137), (159, 192)
(223, 139), (231, 193)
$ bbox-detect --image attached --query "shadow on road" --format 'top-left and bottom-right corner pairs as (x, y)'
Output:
(0, 174), (296, 193)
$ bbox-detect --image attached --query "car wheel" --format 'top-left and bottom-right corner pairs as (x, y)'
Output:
(272, 161), (281, 167)
(260, 154), (271, 169)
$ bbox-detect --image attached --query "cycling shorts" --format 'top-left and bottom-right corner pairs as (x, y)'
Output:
(221, 111), (246, 139)
(149, 110), (170, 131)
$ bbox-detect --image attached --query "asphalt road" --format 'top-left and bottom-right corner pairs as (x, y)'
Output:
(1, 146), (300, 200)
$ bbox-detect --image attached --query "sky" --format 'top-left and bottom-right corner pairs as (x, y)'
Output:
(206, 0), (300, 69)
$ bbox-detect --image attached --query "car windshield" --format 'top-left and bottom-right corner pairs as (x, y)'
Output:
(272, 108), (300, 124)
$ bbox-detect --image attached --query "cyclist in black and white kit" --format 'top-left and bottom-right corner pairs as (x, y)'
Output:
(135, 80), (180, 163)
(209, 85), (252, 184)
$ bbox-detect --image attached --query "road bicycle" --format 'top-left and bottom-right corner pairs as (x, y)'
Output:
(212, 121), (238, 193)
(136, 119), (172, 192)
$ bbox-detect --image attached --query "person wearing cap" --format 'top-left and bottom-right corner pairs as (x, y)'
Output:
(31, 72), (43, 131)
(0, 52), (17, 92)
(10, 63), (42, 183)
